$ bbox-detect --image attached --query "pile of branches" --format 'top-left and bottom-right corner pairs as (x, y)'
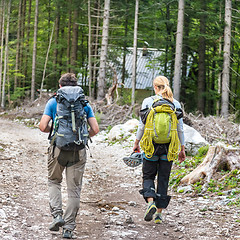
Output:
(90, 101), (137, 129)
(184, 112), (240, 145)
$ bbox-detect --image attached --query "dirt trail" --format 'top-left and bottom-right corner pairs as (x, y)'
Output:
(0, 118), (240, 240)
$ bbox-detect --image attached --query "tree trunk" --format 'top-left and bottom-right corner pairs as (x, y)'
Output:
(31, 0), (39, 102)
(0, 0), (5, 101)
(19, 0), (26, 87)
(58, 20), (64, 80)
(23, 0), (31, 88)
(173, 0), (184, 101)
(97, 0), (110, 100)
(164, 3), (171, 76)
(14, 0), (22, 92)
(181, 4), (190, 101)
(7, 60), (11, 107)
(221, 0), (232, 118)
(53, 8), (60, 81)
(67, 1), (72, 73)
(197, 0), (206, 113)
(210, 46), (216, 115)
(131, 0), (139, 106)
(0, 1), (2, 43)
(216, 37), (222, 116)
(121, 0), (129, 96)
(70, 8), (79, 73)
(92, 0), (101, 99)
(88, 0), (92, 97)
(1, 0), (10, 109)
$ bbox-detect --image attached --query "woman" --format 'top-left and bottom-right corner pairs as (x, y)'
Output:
(133, 76), (185, 223)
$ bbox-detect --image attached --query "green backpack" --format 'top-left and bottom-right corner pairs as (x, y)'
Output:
(139, 97), (183, 160)
(152, 107), (172, 144)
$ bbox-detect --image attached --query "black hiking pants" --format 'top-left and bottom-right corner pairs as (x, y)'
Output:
(140, 158), (173, 209)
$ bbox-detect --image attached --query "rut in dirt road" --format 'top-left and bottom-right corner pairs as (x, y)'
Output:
(0, 118), (239, 240)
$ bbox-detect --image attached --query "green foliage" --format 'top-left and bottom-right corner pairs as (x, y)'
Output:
(197, 145), (209, 157)
(106, 125), (112, 133)
(107, 133), (133, 146)
(169, 167), (189, 188)
(11, 87), (29, 101)
(117, 89), (132, 105)
(169, 150), (206, 189)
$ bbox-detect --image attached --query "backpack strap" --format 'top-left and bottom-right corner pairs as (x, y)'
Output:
(47, 93), (57, 140)
(70, 103), (77, 132)
(48, 120), (53, 140)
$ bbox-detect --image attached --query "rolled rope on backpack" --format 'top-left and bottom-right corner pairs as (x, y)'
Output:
(140, 104), (180, 162)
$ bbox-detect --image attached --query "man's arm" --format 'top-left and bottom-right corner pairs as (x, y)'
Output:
(39, 115), (52, 133)
(87, 117), (99, 137)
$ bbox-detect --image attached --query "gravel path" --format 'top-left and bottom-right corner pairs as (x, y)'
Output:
(0, 118), (239, 239)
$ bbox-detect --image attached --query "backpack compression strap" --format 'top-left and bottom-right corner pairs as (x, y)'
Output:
(71, 104), (77, 132)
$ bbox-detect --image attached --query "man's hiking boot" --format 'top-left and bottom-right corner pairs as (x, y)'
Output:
(154, 212), (163, 224)
(144, 201), (157, 221)
(49, 215), (65, 231)
(63, 229), (73, 239)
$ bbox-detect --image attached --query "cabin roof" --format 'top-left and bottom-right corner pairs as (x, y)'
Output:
(116, 47), (164, 90)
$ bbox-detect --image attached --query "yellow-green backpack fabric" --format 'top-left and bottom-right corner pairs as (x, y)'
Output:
(140, 98), (181, 162)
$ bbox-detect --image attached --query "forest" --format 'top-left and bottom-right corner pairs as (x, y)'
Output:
(0, 1), (240, 239)
(0, 0), (239, 119)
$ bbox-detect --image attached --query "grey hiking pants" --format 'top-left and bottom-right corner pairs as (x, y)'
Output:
(47, 145), (86, 231)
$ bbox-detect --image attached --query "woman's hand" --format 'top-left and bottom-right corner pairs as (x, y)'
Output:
(133, 139), (140, 152)
(178, 145), (186, 163)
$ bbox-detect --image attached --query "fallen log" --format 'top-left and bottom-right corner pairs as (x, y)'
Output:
(180, 144), (240, 192)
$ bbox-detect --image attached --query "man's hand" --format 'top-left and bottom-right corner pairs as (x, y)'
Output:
(178, 145), (186, 163)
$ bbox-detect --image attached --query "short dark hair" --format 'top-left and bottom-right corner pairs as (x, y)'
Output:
(59, 73), (78, 87)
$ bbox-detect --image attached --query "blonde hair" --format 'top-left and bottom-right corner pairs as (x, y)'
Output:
(153, 76), (173, 102)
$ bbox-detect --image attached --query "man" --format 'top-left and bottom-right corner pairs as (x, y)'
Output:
(39, 73), (99, 239)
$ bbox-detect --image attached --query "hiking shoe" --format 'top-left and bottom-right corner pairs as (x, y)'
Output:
(63, 229), (73, 239)
(144, 201), (157, 221)
(154, 212), (163, 224)
(49, 215), (65, 231)
(123, 152), (143, 167)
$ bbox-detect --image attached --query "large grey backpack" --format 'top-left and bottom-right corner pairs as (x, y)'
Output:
(52, 86), (89, 151)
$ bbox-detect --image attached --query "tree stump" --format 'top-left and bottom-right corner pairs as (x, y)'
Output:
(180, 144), (240, 192)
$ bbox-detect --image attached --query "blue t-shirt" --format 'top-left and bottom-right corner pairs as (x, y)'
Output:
(43, 97), (95, 122)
